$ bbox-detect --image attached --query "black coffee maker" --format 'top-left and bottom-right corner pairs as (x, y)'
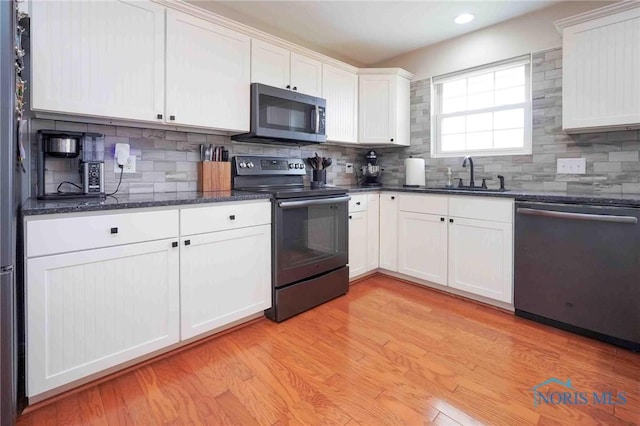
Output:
(358, 150), (383, 187)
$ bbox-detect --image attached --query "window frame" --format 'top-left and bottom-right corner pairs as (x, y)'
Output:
(430, 55), (533, 158)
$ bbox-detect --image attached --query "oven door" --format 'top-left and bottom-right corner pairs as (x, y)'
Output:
(253, 84), (326, 143)
(274, 195), (349, 287)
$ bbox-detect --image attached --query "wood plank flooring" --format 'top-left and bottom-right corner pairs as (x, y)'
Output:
(17, 274), (640, 425)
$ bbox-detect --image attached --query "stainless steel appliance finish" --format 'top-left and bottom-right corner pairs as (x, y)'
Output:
(232, 83), (327, 145)
(514, 201), (640, 351)
(45, 137), (79, 158)
(1, 1), (20, 422)
(233, 156), (349, 322)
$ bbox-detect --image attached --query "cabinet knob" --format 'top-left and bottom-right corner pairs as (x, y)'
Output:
(110, 227), (118, 234)
(449, 218), (454, 223)
(169, 115), (175, 121)
(390, 138), (394, 142)
(356, 201), (361, 205)
(286, 85), (291, 89)
(440, 217), (445, 222)
(391, 196), (395, 200)
(292, 86), (297, 91)
(156, 113), (163, 119)
(349, 215), (352, 219)
(184, 240), (191, 246)
(172, 242), (178, 248)
(229, 215), (236, 220)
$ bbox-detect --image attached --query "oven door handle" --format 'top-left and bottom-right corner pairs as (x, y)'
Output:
(278, 195), (351, 209)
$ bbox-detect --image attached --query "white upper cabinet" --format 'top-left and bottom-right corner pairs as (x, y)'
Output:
(251, 40), (322, 97)
(251, 39), (291, 89)
(359, 69), (412, 146)
(166, 10), (250, 132)
(322, 63), (358, 143)
(31, 0), (165, 123)
(557, 2), (640, 132)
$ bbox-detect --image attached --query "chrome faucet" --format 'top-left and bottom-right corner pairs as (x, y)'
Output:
(462, 156), (475, 187)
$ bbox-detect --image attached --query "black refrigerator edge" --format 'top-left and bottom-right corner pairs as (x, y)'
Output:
(1, 0), (21, 424)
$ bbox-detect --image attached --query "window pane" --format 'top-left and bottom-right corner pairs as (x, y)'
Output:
(442, 134), (465, 152)
(442, 116), (465, 134)
(467, 131), (493, 149)
(494, 108), (524, 130)
(467, 92), (493, 110)
(466, 112), (492, 132)
(467, 73), (493, 94)
(442, 96), (466, 114)
(495, 66), (524, 89)
(495, 87), (525, 106)
(443, 80), (466, 98)
(494, 128), (524, 148)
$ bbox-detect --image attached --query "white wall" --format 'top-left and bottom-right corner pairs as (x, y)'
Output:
(373, 1), (613, 80)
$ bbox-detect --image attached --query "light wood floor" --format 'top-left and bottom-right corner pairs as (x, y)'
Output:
(17, 274), (640, 425)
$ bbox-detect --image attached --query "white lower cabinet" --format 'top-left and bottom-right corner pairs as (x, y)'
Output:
(448, 217), (513, 303)
(26, 239), (180, 397)
(379, 193), (400, 271)
(366, 194), (380, 271)
(348, 211), (368, 278)
(180, 225), (271, 339)
(398, 211), (448, 285)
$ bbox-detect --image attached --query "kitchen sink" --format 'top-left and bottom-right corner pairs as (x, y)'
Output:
(436, 186), (509, 192)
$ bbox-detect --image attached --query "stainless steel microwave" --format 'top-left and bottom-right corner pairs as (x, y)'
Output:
(232, 83), (326, 145)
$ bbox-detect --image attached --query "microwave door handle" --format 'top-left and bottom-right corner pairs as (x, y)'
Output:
(315, 106), (320, 134)
(310, 106), (317, 133)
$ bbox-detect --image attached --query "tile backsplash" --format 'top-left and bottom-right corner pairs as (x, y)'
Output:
(378, 47), (640, 194)
(29, 120), (364, 196)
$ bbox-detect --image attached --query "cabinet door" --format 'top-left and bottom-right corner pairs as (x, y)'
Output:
(180, 225), (271, 340)
(290, 52), (322, 97)
(562, 8), (640, 131)
(348, 211), (368, 279)
(31, 0), (165, 122)
(448, 217), (513, 303)
(26, 239), (180, 397)
(359, 75), (397, 144)
(366, 194), (380, 271)
(322, 64), (358, 143)
(398, 212), (448, 285)
(379, 193), (399, 271)
(166, 10), (250, 131)
(251, 39), (291, 89)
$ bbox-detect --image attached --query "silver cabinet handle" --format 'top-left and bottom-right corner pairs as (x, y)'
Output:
(278, 196), (350, 209)
(516, 208), (638, 224)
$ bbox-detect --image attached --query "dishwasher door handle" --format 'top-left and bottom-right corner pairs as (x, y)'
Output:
(517, 208), (638, 224)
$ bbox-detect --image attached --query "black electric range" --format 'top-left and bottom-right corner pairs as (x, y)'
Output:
(232, 156), (350, 322)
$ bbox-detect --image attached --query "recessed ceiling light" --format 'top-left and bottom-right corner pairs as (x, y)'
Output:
(454, 13), (475, 24)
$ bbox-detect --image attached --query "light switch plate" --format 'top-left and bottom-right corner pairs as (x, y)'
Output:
(346, 162), (354, 174)
(557, 158), (586, 174)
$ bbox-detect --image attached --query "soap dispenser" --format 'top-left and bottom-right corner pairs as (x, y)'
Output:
(446, 167), (453, 188)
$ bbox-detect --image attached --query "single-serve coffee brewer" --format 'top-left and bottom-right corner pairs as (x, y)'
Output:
(37, 130), (106, 199)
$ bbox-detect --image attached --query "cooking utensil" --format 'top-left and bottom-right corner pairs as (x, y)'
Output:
(322, 158), (332, 169)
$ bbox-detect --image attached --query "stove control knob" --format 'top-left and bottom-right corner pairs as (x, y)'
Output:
(247, 162), (254, 168)
(239, 161), (246, 168)
(288, 163), (294, 169)
(299, 163), (305, 169)
(295, 164), (301, 169)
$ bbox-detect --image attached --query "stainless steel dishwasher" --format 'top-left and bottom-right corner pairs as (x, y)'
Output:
(514, 201), (640, 351)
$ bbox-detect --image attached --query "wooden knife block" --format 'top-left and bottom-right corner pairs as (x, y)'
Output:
(198, 162), (231, 192)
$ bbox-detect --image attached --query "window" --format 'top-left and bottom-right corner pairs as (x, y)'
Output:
(431, 55), (532, 158)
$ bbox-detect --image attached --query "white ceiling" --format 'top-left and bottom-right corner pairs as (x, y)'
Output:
(188, 0), (557, 66)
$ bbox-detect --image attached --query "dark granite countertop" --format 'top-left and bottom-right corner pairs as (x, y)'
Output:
(340, 185), (640, 208)
(22, 191), (272, 216)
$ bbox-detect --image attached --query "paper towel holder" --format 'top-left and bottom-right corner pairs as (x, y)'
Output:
(403, 156), (426, 188)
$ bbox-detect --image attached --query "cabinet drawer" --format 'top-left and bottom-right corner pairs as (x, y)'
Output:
(27, 209), (179, 258)
(399, 194), (447, 215)
(181, 201), (271, 235)
(448, 196), (514, 223)
(349, 194), (368, 212)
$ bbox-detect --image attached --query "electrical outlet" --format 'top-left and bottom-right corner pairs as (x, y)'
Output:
(557, 158), (586, 174)
(346, 162), (354, 174)
(114, 155), (136, 173)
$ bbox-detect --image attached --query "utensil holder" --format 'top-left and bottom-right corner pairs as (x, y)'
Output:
(312, 169), (326, 186)
(198, 162), (231, 192)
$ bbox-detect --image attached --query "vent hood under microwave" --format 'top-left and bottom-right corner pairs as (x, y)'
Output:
(232, 83), (326, 145)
